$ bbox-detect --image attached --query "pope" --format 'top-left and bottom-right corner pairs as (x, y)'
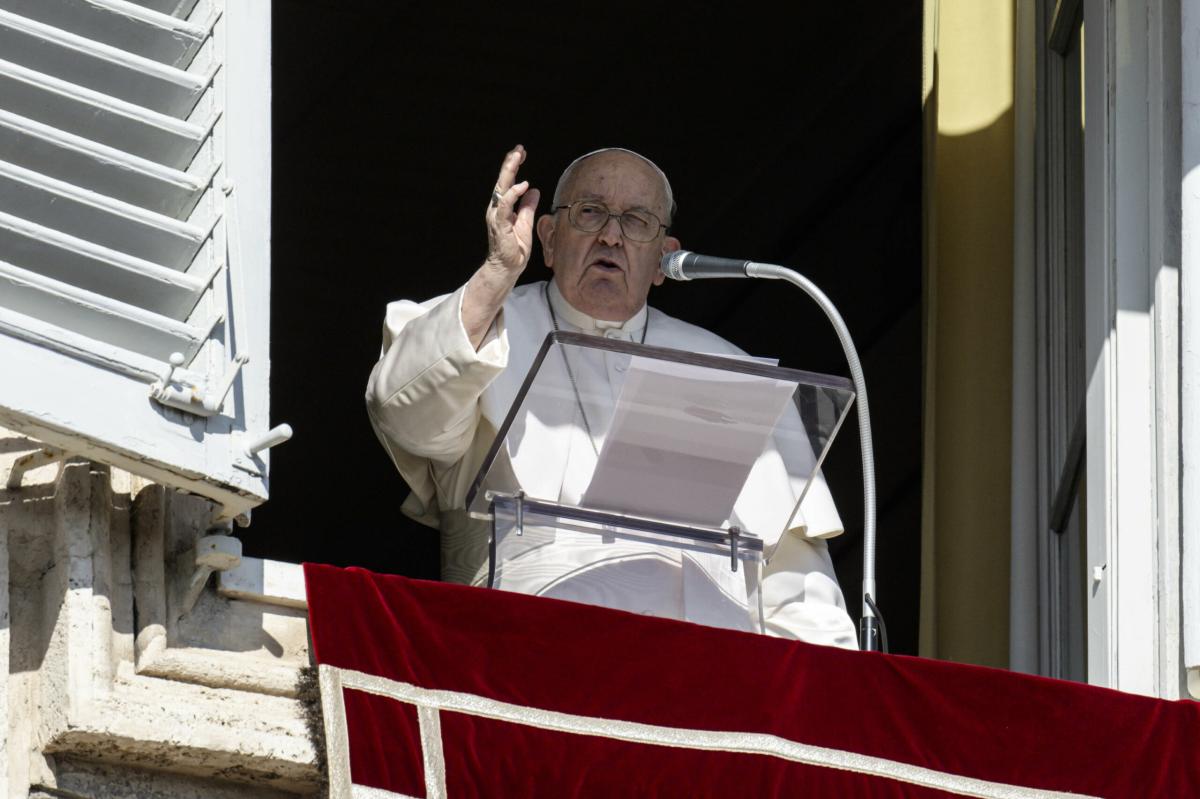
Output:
(366, 145), (858, 648)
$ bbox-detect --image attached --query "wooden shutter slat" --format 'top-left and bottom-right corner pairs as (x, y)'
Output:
(0, 0), (209, 68)
(123, 0), (201, 21)
(0, 259), (207, 362)
(0, 159), (207, 268)
(0, 109), (210, 217)
(0, 210), (207, 318)
(0, 9), (208, 118)
(0, 58), (211, 168)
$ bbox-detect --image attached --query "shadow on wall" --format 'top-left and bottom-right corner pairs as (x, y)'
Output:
(0, 457), (297, 679)
(925, 33), (1017, 668)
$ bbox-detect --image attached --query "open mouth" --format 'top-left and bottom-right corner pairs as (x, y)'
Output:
(589, 256), (623, 273)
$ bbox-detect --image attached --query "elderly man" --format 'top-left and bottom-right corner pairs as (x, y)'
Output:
(366, 145), (857, 648)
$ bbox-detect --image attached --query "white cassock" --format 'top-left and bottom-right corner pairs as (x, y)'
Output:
(366, 279), (858, 649)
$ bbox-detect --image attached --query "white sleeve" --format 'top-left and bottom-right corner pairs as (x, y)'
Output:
(365, 285), (508, 465)
(760, 534), (859, 650)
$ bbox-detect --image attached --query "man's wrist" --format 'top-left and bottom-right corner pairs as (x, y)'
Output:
(464, 260), (519, 350)
(480, 255), (521, 280)
(474, 260), (522, 299)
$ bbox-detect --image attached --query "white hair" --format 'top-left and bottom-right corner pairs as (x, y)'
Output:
(551, 147), (676, 224)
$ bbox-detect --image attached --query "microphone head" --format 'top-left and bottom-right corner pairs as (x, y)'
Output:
(661, 250), (692, 281)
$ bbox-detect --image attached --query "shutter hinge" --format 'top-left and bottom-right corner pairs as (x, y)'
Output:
(150, 351), (248, 417)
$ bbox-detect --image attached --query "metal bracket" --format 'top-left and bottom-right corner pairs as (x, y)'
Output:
(150, 351), (249, 418)
(5, 447), (69, 490)
(180, 533), (242, 617)
(728, 525), (741, 573)
(514, 490), (525, 536)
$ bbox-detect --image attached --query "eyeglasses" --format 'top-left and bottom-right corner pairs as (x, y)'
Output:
(552, 200), (667, 243)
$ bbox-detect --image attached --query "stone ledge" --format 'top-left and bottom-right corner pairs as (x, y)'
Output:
(44, 672), (319, 794)
(134, 646), (306, 699)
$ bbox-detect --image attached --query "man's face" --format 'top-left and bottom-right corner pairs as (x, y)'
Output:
(536, 152), (680, 321)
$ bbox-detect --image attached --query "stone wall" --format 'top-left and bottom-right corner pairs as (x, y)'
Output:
(1, 430), (320, 797)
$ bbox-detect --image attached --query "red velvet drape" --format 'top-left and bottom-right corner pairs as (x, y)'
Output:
(305, 563), (1200, 798)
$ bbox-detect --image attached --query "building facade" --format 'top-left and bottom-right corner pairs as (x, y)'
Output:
(0, 0), (1197, 794)
(924, 0), (1200, 699)
(0, 437), (318, 796)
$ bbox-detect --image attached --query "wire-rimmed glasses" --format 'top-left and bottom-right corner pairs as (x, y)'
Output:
(552, 200), (667, 242)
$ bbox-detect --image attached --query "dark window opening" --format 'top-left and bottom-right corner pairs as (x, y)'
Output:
(255, 3), (924, 655)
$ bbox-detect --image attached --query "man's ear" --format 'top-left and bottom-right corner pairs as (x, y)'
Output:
(536, 214), (556, 270)
(653, 235), (682, 287)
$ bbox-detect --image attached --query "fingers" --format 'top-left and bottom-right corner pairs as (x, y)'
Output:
(491, 180), (529, 222)
(514, 186), (540, 232)
(482, 146), (536, 275)
(494, 144), (526, 195)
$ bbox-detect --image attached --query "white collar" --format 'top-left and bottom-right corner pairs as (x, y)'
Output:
(545, 279), (648, 338)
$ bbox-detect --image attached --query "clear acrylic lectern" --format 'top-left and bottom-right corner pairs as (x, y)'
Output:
(465, 331), (855, 634)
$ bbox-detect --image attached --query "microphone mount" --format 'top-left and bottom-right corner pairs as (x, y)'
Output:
(661, 250), (883, 652)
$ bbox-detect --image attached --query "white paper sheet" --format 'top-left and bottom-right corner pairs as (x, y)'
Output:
(581, 355), (797, 527)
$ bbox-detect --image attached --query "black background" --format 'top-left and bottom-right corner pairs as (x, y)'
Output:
(253, 2), (925, 654)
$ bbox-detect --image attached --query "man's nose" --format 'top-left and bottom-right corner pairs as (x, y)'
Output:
(597, 214), (624, 245)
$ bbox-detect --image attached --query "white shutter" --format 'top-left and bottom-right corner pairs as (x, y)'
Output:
(0, 0), (277, 520)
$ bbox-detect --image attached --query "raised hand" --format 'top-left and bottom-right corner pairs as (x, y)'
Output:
(463, 145), (542, 348)
(484, 145), (541, 277)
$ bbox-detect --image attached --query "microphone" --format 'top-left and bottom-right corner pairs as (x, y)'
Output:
(657, 247), (885, 652)
(661, 250), (751, 280)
